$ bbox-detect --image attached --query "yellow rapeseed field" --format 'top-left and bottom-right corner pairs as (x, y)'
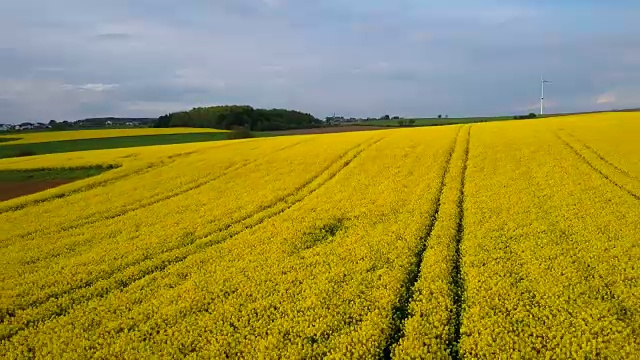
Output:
(1, 112), (638, 358)
(0, 127), (226, 145)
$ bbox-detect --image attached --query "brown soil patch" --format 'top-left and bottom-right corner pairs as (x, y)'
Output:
(0, 180), (73, 202)
(269, 126), (389, 136)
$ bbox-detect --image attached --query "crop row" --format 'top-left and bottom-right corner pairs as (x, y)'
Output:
(459, 121), (640, 357)
(554, 112), (640, 180)
(1, 126), (461, 358)
(2, 114), (638, 357)
(1, 133), (381, 339)
(556, 130), (640, 200)
(0, 139), (273, 239)
(391, 125), (470, 358)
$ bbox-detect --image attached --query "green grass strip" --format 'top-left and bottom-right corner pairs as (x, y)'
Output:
(0, 165), (118, 183)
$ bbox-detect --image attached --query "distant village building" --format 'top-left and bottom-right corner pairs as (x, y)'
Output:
(326, 116), (365, 124)
(16, 122), (34, 130)
(3, 122), (51, 131)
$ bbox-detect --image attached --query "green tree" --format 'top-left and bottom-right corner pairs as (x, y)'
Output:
(154, 105), (321, 131)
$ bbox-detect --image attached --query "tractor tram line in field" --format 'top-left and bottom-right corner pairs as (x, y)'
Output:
(389, 126), (476, 358)
(381, 128), (461, 359)
(4, 159), (242, 243)
(555, 132), (640, 201)
(1, 136), (388, 342)
(449, 126), (470, 360)
(6, 136), (375, 305)
(176, 136), (386, 248)
(8, 138), (313, 243)
(0, 149), (197, 215)
(380, 126), (476, 359)
(6, 136), (369, 327)
(2, 113), (640, 357)
(0, 139), (242, 216)
(563, 131), (639, 182)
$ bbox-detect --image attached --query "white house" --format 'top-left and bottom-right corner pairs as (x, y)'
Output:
(16, 123), (34, 130)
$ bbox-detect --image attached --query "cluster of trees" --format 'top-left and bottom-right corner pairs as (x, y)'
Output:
(380, 115), (402, 120)
(155, 106), (322, 131)
(513, 113), (538, 120)
(397, 119), (417, 126)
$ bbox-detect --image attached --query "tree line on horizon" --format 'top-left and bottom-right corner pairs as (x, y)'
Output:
(154, 106), (323, 131)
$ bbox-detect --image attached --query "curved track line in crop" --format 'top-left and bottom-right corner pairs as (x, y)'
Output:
(556, 132), (639, 201)
(381, 128), (462, 359)
(0, 149), (197, 214)
(0, 140), (245, 214)
(1, 138), (364, 311)
(563, 131), (639, 182)
(1, 136), (386, 341)
(6, 139), (311, 243)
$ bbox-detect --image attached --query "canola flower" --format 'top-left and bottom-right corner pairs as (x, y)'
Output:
(554, 112), (640, 179)
(1, 113), (639, 358)
(392, 126), (470, 359)
(0, 133), (380, 335)
(0, 139), (254, 234)
(1, 126), (461, 358)
(460, 119), (640, 358)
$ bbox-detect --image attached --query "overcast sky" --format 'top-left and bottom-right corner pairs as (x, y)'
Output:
(1, 1), (639, 123)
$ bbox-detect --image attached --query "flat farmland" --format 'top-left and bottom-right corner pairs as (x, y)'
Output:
(0, 113), (638, 358)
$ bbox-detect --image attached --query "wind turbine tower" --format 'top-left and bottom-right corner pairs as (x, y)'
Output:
(540, 78), (551, 115)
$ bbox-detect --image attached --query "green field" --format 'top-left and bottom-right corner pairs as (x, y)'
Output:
(0, 137), (20, 144)
(0, 132), (232, 159)
(0, 165), (116, 182)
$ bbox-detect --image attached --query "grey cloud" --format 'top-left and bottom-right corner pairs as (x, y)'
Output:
(0, 1), (639, 123)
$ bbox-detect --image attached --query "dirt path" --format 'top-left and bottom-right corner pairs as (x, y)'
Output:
(0, 180), (73, 202)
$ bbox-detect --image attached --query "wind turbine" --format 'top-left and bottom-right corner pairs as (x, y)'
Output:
(540, 77), (551, 115)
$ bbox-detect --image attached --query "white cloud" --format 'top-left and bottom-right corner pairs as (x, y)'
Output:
(592, 89), (640, 109)
(596, 92), (616, 104)
(0, 79), (116, 122)
(62, 83), (120, 92)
